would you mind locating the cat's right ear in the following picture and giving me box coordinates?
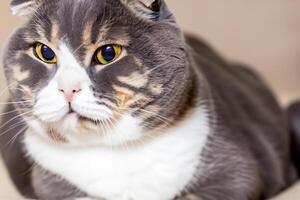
[10,0,38,16]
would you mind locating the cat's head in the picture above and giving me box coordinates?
[4,0,191,147]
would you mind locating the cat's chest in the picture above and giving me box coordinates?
[24,109,210,200]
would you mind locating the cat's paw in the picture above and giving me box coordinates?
[175,194,203,200]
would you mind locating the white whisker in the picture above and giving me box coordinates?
[4,126,27,149]
[0,81,17,99]
[0,110,33,131]
[0,100,33,105]
[0,120,26,138]
[0,109,19,117]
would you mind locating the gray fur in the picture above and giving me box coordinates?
[0,0,297,199]
[32,166,87,200]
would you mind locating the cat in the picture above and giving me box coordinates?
[289,102,300,176]
[0,0,298,199]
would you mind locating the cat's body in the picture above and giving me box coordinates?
[26,103,209,200]
[0,0,297,200]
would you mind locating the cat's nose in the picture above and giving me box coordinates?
[58,87,81,102]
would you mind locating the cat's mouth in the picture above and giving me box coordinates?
[65,108,93,123]
[33,96,114,125]
[65,105,110,125]
[68,105,75,114]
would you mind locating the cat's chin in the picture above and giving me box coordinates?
[27,112,100,142]
[61,112,80,131]
[26,111,145,147]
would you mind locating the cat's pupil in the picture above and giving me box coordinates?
[101,45,116,62]
[41,45,55,61]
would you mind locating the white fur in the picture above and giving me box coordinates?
[33,43,113,131]
[31,43,145,146]
[25,107,210,200]
[26,42,211,199]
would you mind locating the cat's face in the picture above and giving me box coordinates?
[4,0,190,147]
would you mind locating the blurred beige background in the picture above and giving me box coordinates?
[0,0,300,199]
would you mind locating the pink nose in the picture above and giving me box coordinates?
[59,87,81,102]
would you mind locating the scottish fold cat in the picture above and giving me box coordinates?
[0,0,297,199]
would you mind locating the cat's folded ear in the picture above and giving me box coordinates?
[136,0,161,12]
[10,0,39,16]
[122,0,173,21]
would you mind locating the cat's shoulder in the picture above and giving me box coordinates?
[184,33,268,93]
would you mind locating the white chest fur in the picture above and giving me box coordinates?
[24,108,210,200]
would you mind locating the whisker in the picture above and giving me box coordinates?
[0,100,33,105]
[21,162,37,176]
[102,119,113,151]
[125,60,177,83]
[93,92,120,103]
[120,107,172,126]
[96,120,105,137]
[4,126,27,149]
[0,121,26,138]
[0,81,18,99]
[128,59,186,85]
[73,42,87,54]
[32,7,52,28]
[0,109,19,117]
[137,132,159,145]
[138,108,171,122]
[107,118,127,149]
[0,110,33,131]
[110,116,130,151]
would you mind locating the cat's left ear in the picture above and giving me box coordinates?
[10,0,39,16]
[138,0,162,12]
[122,0,172,21]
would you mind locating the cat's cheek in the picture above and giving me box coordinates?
[25,118,48,139]
[33,81,69,123]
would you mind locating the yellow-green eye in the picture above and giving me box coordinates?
[96,44,122,65]
[33,43,57,64]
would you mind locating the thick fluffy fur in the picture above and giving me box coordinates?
[0,0,297,199]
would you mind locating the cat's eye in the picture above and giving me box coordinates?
[33,43,57,64]
[95,44,122,65]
